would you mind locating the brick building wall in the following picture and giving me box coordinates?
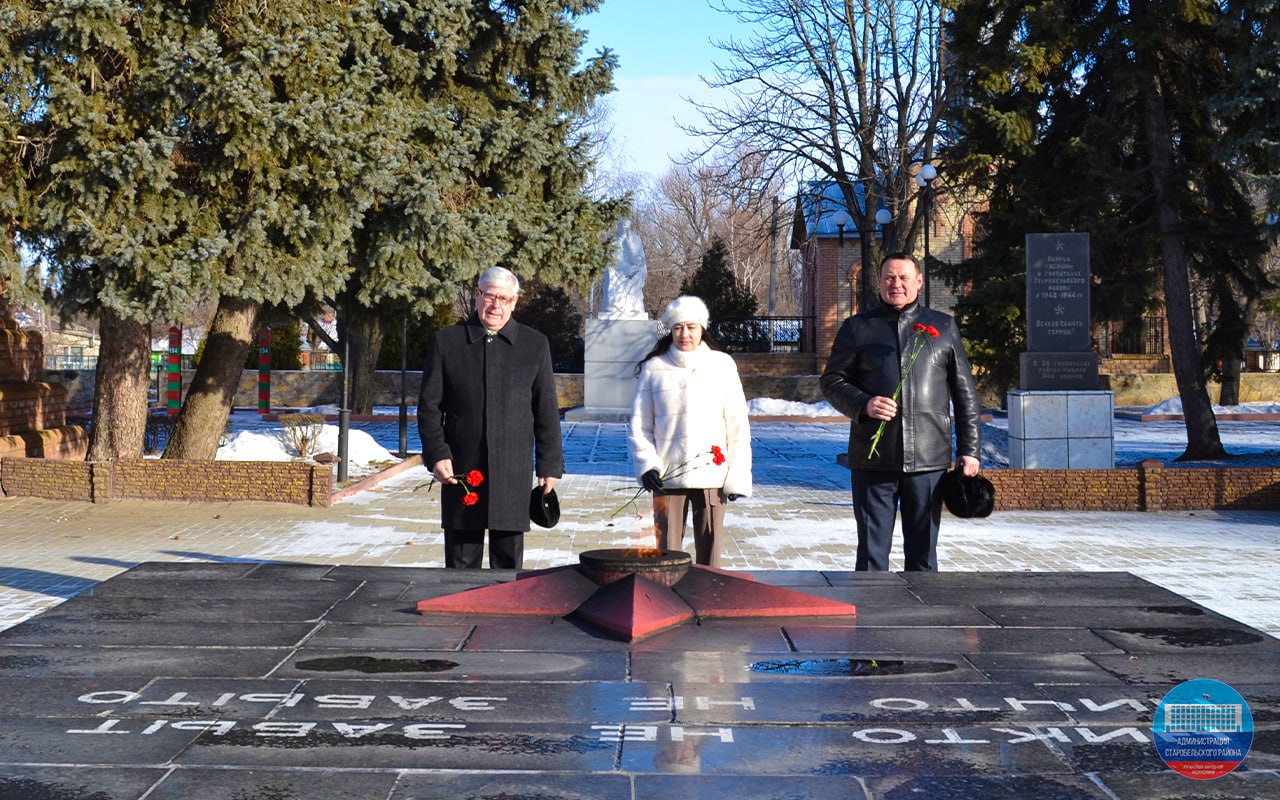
[0,328,42,382]
[0,382,69,436]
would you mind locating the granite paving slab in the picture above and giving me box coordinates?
[32,595,345,623]
[979,602,1249,629]
[0,676,156,716]
[304,620,473,650]
[668,681,1077,725]
[0,619,317,647]
[633,774,870,799]
[0,645,289,678]
[965,653,1130,684]
[390,773,634,800]
[274,647,630,682]
[782,624,1125,655]
[629,650,993,684]
[1097,770,1280,800]
[0,767,168,800]
[174,721,619,771]
[89,677,311,718]
[615,723,1072,776]
[266,679,674,723]
[142,768,400,800]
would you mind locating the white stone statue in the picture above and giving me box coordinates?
[599,218,649,320]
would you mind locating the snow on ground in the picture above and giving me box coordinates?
[215,412,399,477]
[747,397,842,417]
[1146,398,1280,415]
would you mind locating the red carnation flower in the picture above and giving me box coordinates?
[461,492,479,506]
[869,323,940,459]
[465,469,484,487]
[612,446,732,519]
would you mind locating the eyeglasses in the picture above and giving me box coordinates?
[477,290,517,307]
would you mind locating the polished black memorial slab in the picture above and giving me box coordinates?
[275,647,629,682]
[0,563,1276,800]
[264,679,675,723]
[390,773,634,800]
[0,766,169,800]
[0,619,316,647]
[634,774,871,800]
[141,768,400,800]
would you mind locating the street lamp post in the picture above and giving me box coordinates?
[832,209,853,314]
[916,163,937,307]
[863,208,894,310]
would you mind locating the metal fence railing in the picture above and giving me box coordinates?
[1093,316,1166,358]
[710,316,814,354]
[45,355,98,370]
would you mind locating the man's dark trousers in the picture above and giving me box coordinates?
[851,469,944,571]
[444,529,524,569]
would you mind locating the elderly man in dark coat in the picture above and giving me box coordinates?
[418,266,563,569]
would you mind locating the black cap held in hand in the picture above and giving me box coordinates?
[940,469,995,519]
[530,487,560,528]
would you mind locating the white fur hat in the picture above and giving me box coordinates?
[661,295,710,330]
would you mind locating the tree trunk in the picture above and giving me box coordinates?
[1219,356,1241,406]
[344,302,385,415]
[162,295,261,460]
[86,308,150,461]
[1218,297,1257,407]
[1137,64,1226,460]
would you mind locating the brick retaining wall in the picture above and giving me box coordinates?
[6,452,1276,511]
[1,457,333,507]
[985,463,1280,511]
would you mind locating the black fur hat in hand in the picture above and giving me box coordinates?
[529,487,560,528]
[939,469,995,518]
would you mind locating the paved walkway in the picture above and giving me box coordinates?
[3,421,1278,637]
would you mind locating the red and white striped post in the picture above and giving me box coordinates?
[257,327,272,415]
[166,326,182,415]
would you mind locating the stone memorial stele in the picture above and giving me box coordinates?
[566,218,660,421]
[1009,232,1114,468]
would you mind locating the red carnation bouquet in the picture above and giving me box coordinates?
[612,445,727,519]
[868,323,940,459]
[414,468,484,506]
[457,469,484,506]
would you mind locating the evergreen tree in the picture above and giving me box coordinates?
[515,281,585,372]
[941,0,1274,460]
[680,237,763,350]
[2,2,384,458]
[3,0,624,457]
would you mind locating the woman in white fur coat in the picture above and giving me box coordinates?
[628,295,752,566]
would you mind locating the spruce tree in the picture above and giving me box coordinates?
[337,0,624,413]
[680,237,762,350]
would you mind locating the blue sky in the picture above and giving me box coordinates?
[581,1,747,178]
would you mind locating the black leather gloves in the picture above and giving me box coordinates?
[641,469,664,492]
[725,493,742,502]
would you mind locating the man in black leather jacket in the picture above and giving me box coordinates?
[820,253,982,570]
